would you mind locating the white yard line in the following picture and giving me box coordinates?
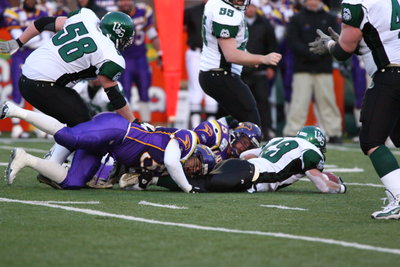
[0,145,48,154]
[1,197,399,256]
[139,200,188,209]
[298,178,384,188]
[42,201,100,204]
[324,168,364,173]
[260,204,307,211]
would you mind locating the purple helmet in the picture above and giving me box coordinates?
[184,145,217,177]
[230,122,263,157]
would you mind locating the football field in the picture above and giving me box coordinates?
[0,138,399,266]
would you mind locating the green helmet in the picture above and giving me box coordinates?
[99,11,134,50]
[296,126,326,153]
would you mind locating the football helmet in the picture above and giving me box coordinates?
[296,126,326,153]
[99,11,134,50]
[184,145,217,177]
[230,122,263,157]
[222,0,251,11]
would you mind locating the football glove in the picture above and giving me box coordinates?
[309,29,335,55]
[189,186,202,193]
[0,40,21,55]
[328,27,339,42]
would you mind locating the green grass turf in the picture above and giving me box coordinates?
[0,139,399,266]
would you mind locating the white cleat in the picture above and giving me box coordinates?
[5,148,28,185]
[11,125,30,139]
[371,190,400,220]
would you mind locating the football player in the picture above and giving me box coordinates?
[199,0,281,126]
[0,9,136,169]
[3,0,51,138]
[1,102,200,193]
[118,0,162,122]
[309,0,400,219]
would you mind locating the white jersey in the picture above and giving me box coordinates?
[200,0,248,75]
[341,0,400,75]
[247,137,325,192]
[22,8,125,88]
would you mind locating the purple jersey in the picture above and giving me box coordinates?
[194,120,231,162]
[55,113,198,188]
[121,3,153,58]
[112,126,197,175]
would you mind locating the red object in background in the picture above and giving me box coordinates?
[154,0,184,122]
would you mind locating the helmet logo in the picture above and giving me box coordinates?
[112,22,126,38]
[315,131,325,146]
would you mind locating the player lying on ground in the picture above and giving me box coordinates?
[1,101,202,193]
[86,117,263,188]
[121,126,346,194]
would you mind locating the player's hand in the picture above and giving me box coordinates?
[189,186,202,193]
[309,29,335,55]
[262,52,282,65]
[0,40,20,55]
[328,27,339,42]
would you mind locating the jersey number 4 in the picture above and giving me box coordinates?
[52,22,98,63]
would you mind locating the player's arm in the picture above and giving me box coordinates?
[0,16,67,55]
[218,38,281,66]
[164,139,194,193]
[97,75,135,122]
[240,147,261,160]
[305,169,346,194]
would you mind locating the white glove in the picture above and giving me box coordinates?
[0,40,21,55]
[309,29,336,55]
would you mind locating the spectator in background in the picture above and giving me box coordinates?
[184,0,218,128]
[42,0,70,17]
[242,0,277,141]
[77,0,107,19]
[199,0,281,127]
[118,0,162,123]
[3,0,51,138]
[283,0,342,143]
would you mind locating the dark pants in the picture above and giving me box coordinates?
[19,75,91,127]
[199,70,261,125]
[359,68,400,154]
[242,72,272,139]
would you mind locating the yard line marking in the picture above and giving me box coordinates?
[0,145,48,154]
[298,178,384,188]
[324,168,364,173]
[344,182,384,188]
[139,200,188,209]
[260,204,307,211]
[0,162,7,166]
[42,201,100,204]
[1,197,400,256]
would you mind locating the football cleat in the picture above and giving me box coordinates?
[119,173,141,189]
[120,171,153,190]
[11,125,30,139]
[371,190,400,220]
[37,174,63,189]
[0,101,10,119]
[5,148,27,185]
[86,177,113,189]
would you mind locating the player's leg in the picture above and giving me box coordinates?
[6,148,67,185]
[1,101,64,134]
[283,73,313,136]
[134,56,152,122]
[199,71,261,125]
[54,112,129,153]
[359,70,400,219]
[18,76,91,127]
[207,159,257,192]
